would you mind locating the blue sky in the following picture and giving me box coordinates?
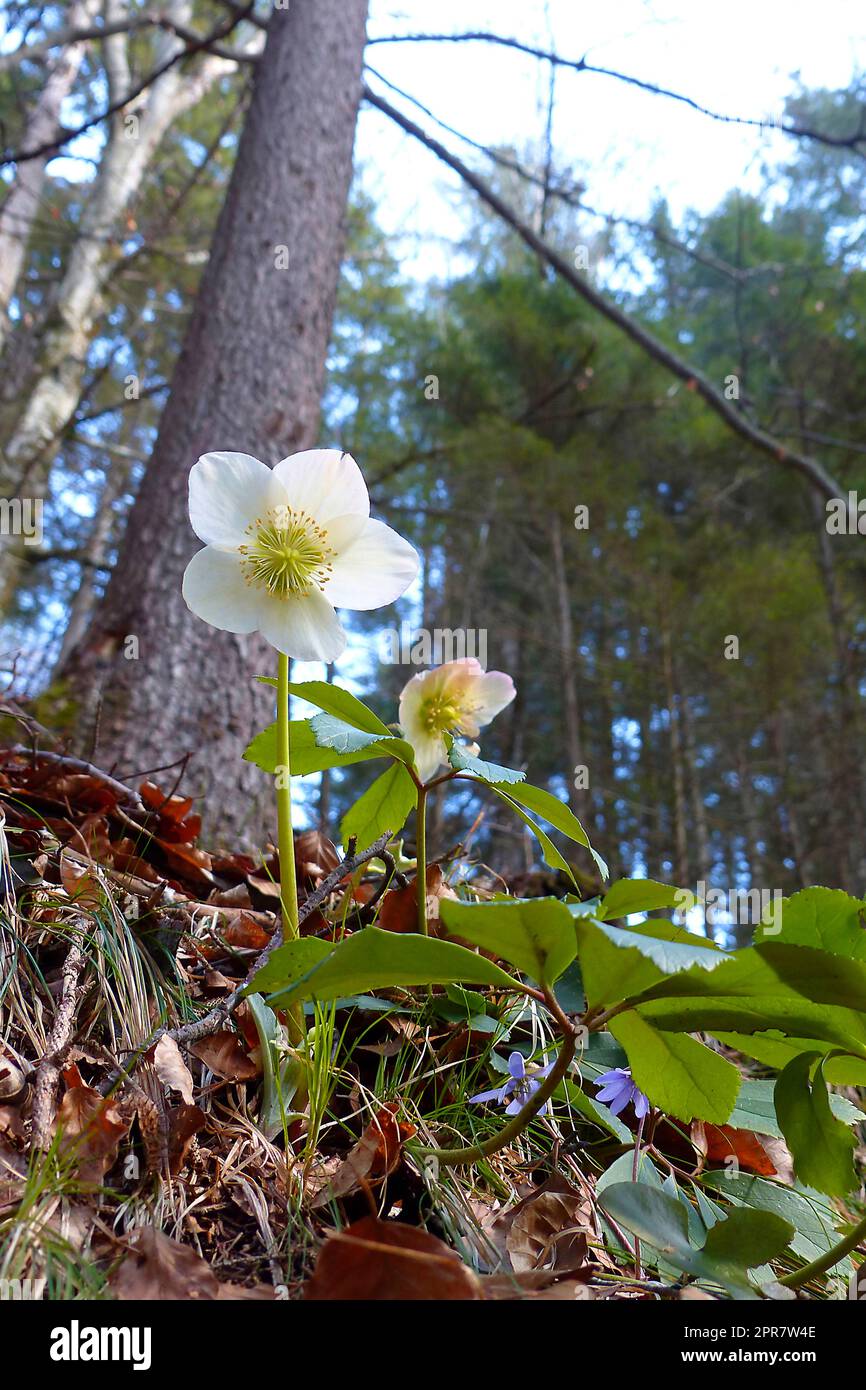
[360,0,865,276]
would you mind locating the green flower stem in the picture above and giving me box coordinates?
[416,782,429,936]
[778,1208,866,1290]
[275,652,304,1049]
[419,989,576,1167]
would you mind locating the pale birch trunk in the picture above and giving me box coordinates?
[0,0,101,352]
[0,2,260,609]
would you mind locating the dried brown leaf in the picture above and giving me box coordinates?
[305,1217,483,1300]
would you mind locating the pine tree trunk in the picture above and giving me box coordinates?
[550,512,584,811]
[680,687,711,882]
[660,610,690,887]
[61,0,369,844]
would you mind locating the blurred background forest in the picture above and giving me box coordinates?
[1,1,864,905]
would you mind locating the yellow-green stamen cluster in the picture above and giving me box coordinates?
[421,693,463,733]
[239,506,333,599]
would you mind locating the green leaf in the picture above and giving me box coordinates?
[757,887,866,960]
[622,939,866,1017]
[574,916,725,1012]
[487,786,578,888]
[598,1184,793,1297]
[245,937,332,995]
[258,677,393,736]
[244,719,401,777]
[503,781,609,880]
[310,712,416,766]
[439,895,576,985]
[576,917,666,1011]
[774,1053,858,1196]
[446,742,525,784]
[599,878,692,920]
[755,941,866,1012]
[716,1032,866,1086]
[700,1207,796,1270]
[254,927,517,1009]
[703,1171,853,1271]
[640,995,866,1056]
[340,762,418,850]
[610,1012,740,1124]
[587,918,727,976]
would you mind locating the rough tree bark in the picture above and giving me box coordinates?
[61,0,369,844]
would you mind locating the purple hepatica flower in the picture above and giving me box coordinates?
[470,1051,555,1117]
[595,1067,650,1119]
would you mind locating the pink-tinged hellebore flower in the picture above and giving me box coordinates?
[182,450,419,661]
[398,656,516,783]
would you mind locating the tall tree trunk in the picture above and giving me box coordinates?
[771,709,811,888]
[680,687,711,883]
[736,738,760,886]
[0,0,100,352]
[549,511,585,812]
[660,609,690,887]
[807,486,864,889]
[61,0,369,843]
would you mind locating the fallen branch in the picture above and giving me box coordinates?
[30,925,88,1148]
[7,745,144,812]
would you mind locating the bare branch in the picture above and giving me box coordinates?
[0,4,258,167]
[365,65,751,285]
[367,32,866,153]
[363,81,846,501]
[0,6,260,75]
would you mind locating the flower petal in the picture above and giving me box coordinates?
[324,518,419,610]
[604,1090,630,1116]
[504,1097,525,1116]
[182,547,261,633]
[257,586,347,662]
[633,1089,650,1119]
[508,1052,526,1080]
[188,452,287,550]
[595,1082,628,1108]
[457,670,516,737]
[469,1086,505,1105]
[410,730,448,782]
[273,449,370,525]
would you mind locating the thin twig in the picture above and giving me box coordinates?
[99,830,399,1092]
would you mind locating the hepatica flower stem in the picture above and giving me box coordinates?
[779,1207,866,1290]
[421,988,577,1167]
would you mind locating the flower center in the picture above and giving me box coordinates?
[238,506,334,599]
[420,693,463,734]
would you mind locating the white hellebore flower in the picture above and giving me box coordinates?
[398,657,516,783]
[182,449,419,662]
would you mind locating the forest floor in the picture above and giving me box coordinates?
[0,726,862,1302]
